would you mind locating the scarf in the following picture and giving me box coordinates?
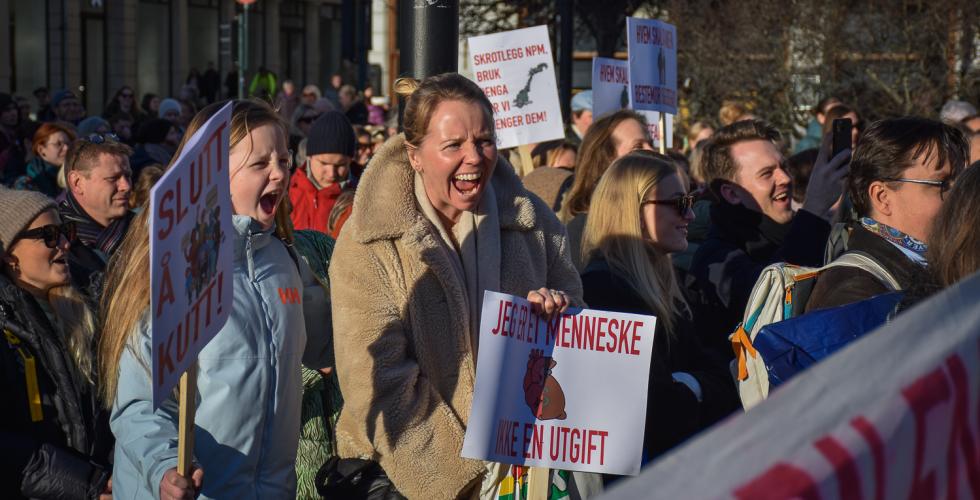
[709,201,793,260]
[414,174,501,353]
[860,217,927,264]
[59,190,133,261]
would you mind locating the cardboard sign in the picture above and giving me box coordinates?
[591,57,673,149]
[626,18,677,115]
[150,103,234,409]
[602,271,980,499]
[468,26,565,149]
[462,291,657,476]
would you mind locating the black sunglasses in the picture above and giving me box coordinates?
[641,194,696,215]
[15,222,77,249]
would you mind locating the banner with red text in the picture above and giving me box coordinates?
[591,56,673,148]
[468,26,565,149]
[627,18,677,115]
[149,102,234,409]
[462,291,657,475]
[602,271,980,499]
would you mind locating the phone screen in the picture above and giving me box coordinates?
[832,119,852,157]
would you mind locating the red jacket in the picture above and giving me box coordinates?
[289,165,343,233]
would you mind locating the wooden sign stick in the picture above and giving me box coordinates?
[177,363,198,476]
[518,144,535,178]
[527,466,550,500]
[658,113,668,155]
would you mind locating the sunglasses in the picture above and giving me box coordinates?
[641,194,696,215]
[66,133,123,174]
[15,222,77,249]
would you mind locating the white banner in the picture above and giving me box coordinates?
[626,18,678,116]
[462,291,657,476]
[150,103,234,409]
[591,57,673,149]
[602,271,980,499]
[468,26,565,149]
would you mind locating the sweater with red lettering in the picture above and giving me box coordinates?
[289,164,343,233]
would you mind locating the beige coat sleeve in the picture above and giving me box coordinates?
[330,241,485,499]
[545,214,586,308]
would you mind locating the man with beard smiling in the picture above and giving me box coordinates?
[689,119,850,360]
[59,135,134,302]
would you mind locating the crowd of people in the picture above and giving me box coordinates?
[1,63,979,499]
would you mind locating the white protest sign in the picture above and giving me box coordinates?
[468,25,565,149]
[602,271,980,499]
[462,291,657,476]
[150,103,234,409]
[592,57,673,149]
[627,18,677,116]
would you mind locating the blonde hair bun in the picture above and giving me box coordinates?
[393,78,421,100]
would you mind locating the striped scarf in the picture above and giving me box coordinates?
[58,191,133,261]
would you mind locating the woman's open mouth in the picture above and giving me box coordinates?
[452,172,482,195]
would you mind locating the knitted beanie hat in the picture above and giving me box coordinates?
[0,187,58,253]
[306,111,356,158]
[158,98,182,119]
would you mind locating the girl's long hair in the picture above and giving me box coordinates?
[98,99,289,406]
[580,151,688,335]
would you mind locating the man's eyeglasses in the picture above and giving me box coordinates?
[881,177,954,200]
[15,222,77,249]
[67,133,123,174]
[641,194,696,215]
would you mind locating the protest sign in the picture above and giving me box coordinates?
[626,18,677,116]
[150,102,234,409]
[462,291,657,476]
[601,271,980,499]
[591,57,673,149]
[468,26,565,150]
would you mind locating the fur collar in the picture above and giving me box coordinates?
[348,133,538,244]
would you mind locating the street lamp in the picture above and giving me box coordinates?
[236,0,257,99]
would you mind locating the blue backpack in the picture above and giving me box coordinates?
[753,292,904,389]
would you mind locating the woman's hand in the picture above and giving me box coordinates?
[527,288,571,321]
[98,477,112,500]
[160,467,203,500]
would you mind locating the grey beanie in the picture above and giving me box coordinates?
[0,187,58,253]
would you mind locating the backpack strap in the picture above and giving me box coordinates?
[824,251,900,291]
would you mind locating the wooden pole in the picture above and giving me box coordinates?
[658,113,668,155]
[517,144,534,178]
[177,363,198,476]
[527,467,550,500]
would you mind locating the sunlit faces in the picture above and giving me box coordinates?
[612,119,654,159]
[229,123,290,230]
[308,153,351,188]
[407,99,497,226]
[39,131,72,166]
[70,153,133,227]
[553,148,576,169]
[728,139,794,224]
[1,210,71,298]
[573,110,594,136]
[875,154,953,243]
[641,174,695,254]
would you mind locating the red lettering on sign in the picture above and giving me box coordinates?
[734,463,819,500]
[901,367,951,500]
[278,287,301,305]
[814,436,862,500]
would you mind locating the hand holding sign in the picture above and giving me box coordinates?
[526,287,571,320]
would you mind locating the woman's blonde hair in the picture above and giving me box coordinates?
[581,151,688,334]
[99,99,290,406]
[559,110,649,222]
[393,74,494,148]
[49,285,98,384]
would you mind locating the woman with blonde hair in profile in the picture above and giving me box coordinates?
[580,151,739,462]
[329,73,600,499]
[99,99,331,499]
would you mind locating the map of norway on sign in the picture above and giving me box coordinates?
[462,291,657,476]
[627,18,677,115]
[592,56,673,148]
[150,102,234,409]
[468,25,564,149]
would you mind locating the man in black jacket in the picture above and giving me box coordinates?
[806,117,969,311]
[689,120,850,359]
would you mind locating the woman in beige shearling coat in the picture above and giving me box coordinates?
[329,74,584,499]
